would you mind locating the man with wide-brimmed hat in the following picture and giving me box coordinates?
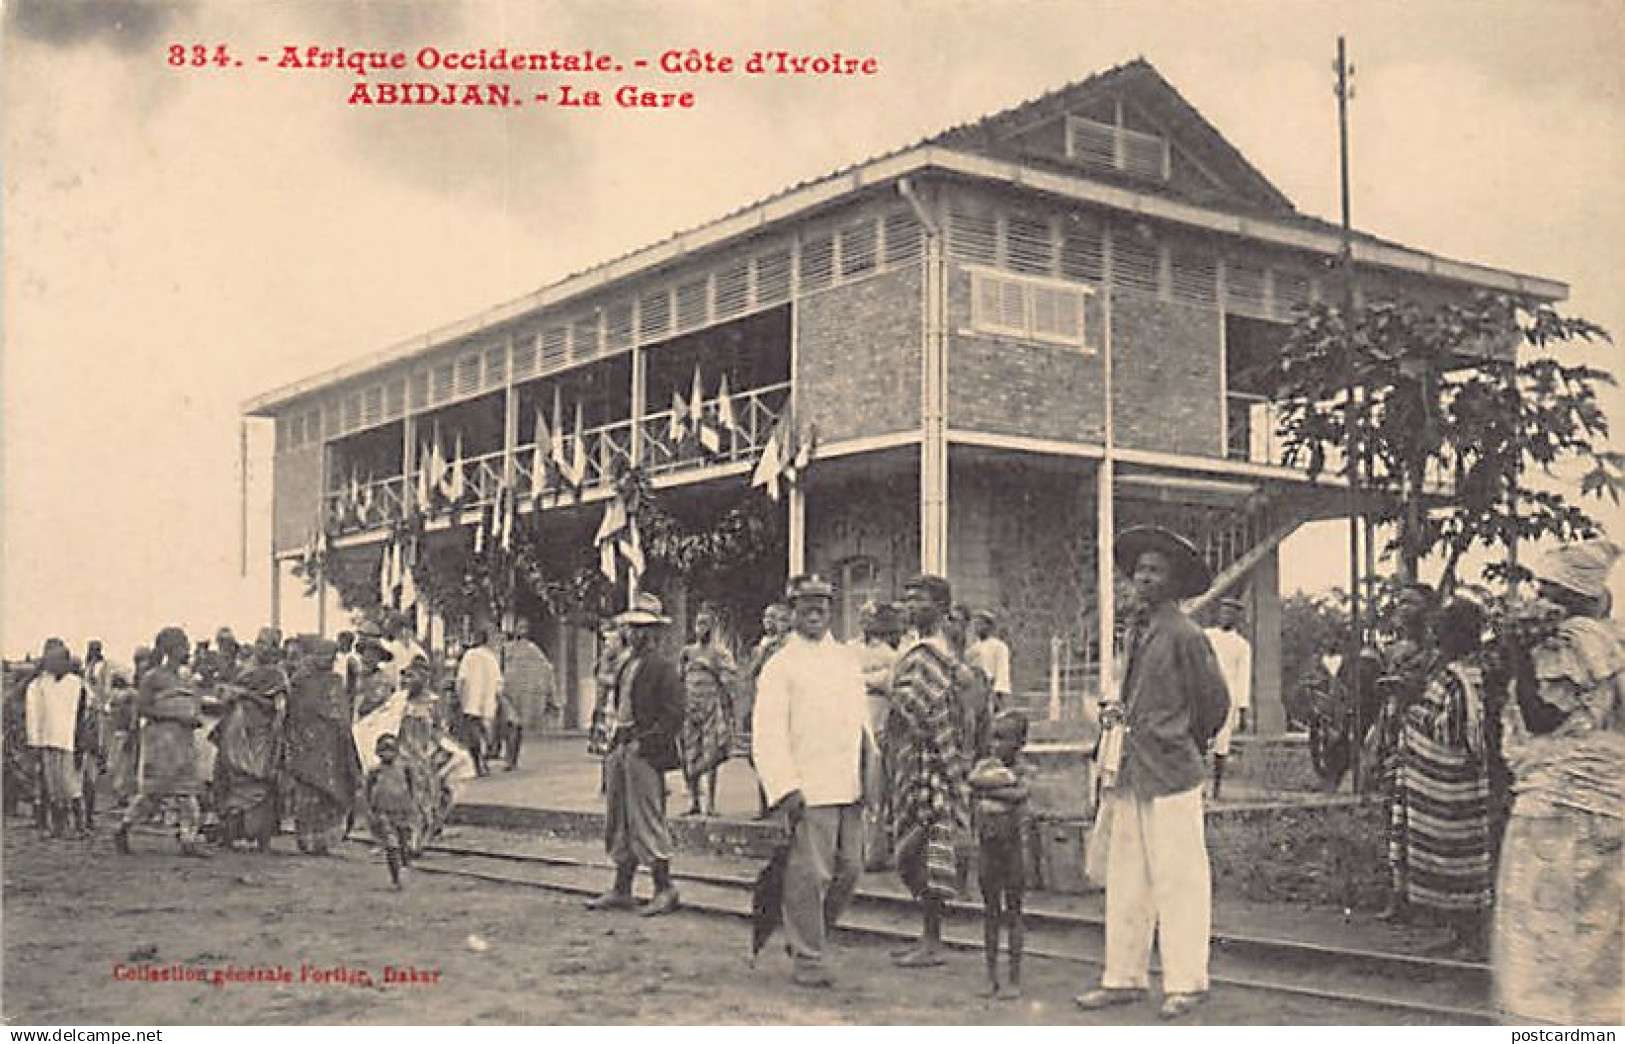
[1203,596,1252,800]
[1076,526,1230,1020]
[587,592,685,916]
[754,574,874,987]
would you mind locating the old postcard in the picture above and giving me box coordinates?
[4,0,1623,1029]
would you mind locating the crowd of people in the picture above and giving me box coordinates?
[0,613,557,887]
[5,532,1619,1023]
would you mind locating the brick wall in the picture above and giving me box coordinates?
[949,456,1094,696]
[1109,290,1224,456]
[946,266,1106,442]
[273,445,323,555]
[806,466,920,618]
[796,264,922,444]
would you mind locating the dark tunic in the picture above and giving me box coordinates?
[1117,603,1230,800]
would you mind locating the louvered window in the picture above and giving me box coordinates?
[1060,219,1105,284]
[1113,237,1161,296]
[883,210,923,266]
[948,207,997,264]
[1170,247,1218,306]
[1227,261,1268,316]
[1006,215,1054,276]
[512,334,538,378]
[432,362,454,403]
[1065,117,1117,169]
[838,219,877,278]
[715,260,750,318]
[639,288,671,340]
[385,379,406,419]
[571,314,600,361]
[484,343,507,385]
[410,371,430,409]
[362,385,383,427]
[969,268,1091,349]
[799,232,834,291]
[342,394,361,433]
[1066,115,1169,182]
[455,352,481,396]
[676,277,709,329]
[755,249,791,304]
[541,327,568,371]
[606,300,634,350]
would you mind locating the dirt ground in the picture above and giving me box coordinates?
[2,823,1449,1026]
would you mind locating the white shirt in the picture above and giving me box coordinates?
[25,672,86,751]
[967,636,1012,696]
[455,645,504,720]
[753,632,873,808]
[1204,627,1252,711]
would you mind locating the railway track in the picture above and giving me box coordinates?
[350,834,1494,1024]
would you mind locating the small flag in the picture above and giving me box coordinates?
[379,540,393,604]
[688,366,707,430]
[668,388,689,443]
[358,473,375,522]
[531,409,550,498]
[498,481,514,552]
[549,386,569,478]
[429,426,447,503]
[716,373,737,433]
[594,494,645,582]
[751,419,785,501]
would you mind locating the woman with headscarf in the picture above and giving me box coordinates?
[282,637,363,855]
[1391,599,1494,957]
[115,627,208,857]
[211,628,288,851]
[1494,538,1624,1025]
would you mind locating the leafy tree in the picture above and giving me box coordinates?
[1261,293,1621,589]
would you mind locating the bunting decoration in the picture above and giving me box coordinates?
[530,409,550,501]
[668,386,689,442]
[559,401,588,492]
[357,473,376,524]
[594,491,644,583]
[751,412,815,501]
[428,426,447,503]
[548,386,568,479]
[445,433,467,504]
[715,373,737,436]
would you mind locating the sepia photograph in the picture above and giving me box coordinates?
[3,0,1623,1029]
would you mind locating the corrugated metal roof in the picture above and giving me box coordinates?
[244,58,1564,416]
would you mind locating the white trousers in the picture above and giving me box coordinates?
[1100,785,1212,994]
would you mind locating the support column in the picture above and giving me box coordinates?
[1095,288,1117,706]
[918,199,949,575]
[788,485,806,575]
[270,554,283,632]
[1253,545,1285,735]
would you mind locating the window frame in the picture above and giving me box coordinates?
[965,265,1095,352]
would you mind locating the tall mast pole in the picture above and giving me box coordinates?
[1335,36,1366,789]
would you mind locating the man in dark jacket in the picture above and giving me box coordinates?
[1075,526,1230,1021]
[587,592,685,916]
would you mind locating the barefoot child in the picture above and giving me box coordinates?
[366,734,422,889]
[968,709,1032,999]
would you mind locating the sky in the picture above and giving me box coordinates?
[4,0,1623,663]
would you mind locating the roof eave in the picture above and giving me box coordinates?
[243,145,1567,417]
